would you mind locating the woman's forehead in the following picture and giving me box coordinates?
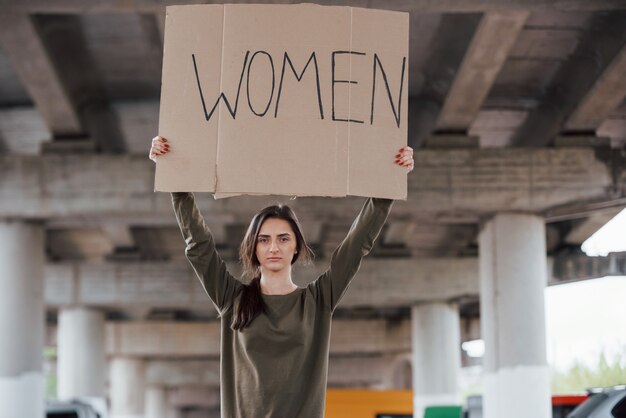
[258,218,293,235]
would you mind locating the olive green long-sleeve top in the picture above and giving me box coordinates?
[171,192,393,418]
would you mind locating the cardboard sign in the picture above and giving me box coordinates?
[156,4,408,199]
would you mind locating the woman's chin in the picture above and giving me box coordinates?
[262,264,288,273]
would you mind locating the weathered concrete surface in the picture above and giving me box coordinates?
[565,207,625,244]
[4,0,625,14]
[566,44,626,131]
[145,354,398,389]
[57,308,106,399]
[411,303,461,417]
[145,386,168,418]
[146,361,220,388]
[511,14,626,147]
[0,109,51,155]
[552,251,626,283]
[479,214,550,418]
[44,253,626,311]
[1,148,621,219]
[0,221,45,418]
[0,13,81,135]
[437,11,528,131]
[46,258,479,311]
[110,357,145,418]
[167,386,219,409]
[105,319,411,358]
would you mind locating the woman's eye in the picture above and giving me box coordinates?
[280,237,290,242]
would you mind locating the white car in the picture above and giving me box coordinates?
[567,386,626,418]
[46,399,106,418]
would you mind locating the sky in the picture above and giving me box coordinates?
[545,275,626,371]
[546,208,626,370]
[462,208,626,371]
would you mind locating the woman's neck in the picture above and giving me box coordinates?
[259,268,297,294]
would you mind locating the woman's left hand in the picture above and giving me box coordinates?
[394,146,414,173]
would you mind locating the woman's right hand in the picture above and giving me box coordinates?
[149,135,169,163]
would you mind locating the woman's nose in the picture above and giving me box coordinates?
[269,241,279,252]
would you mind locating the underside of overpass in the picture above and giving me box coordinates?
[1,1,625,418]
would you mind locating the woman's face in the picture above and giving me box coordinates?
[255,218,298,274]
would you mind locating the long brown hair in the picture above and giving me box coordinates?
[230,204,314,331]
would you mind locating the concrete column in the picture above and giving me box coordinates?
[168,408,183,418]
[411,302,461,418]
[382,353,412,390]
[111,357,146,418]
[145,386,168,418]
[0,221,45,418]
[479,213,551,418]
[58,307,106,399]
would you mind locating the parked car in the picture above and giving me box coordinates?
[46,398,106,418]
[554,395,591,418]
[567,386,626,418]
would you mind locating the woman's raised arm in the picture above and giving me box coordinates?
[309,146,412,313]
[171,192,242,315]
[311,197,393,313]
[150,136,242,314]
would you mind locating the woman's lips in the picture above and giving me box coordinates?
[267,257,281,261]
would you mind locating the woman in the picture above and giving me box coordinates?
[149,136,414,418]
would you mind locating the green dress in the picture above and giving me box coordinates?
[172,192,393,418]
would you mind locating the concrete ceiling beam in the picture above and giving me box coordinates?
[409,14,481,147]
[512,14,626,147]
[3,0,626,14]
[139,13,163,56]
[105,318,410,358]
[551,250,626,284]
[1,147,622,219]
[153,12,165,46]
[32,14,126,153]
[101,222,135,248]
[45,258,479,312]
[437,11,529,131]
[44,252,626,311]
[145,355,395,391]
[147,361,220,389]
[0,12,81,135]
[47,228,114,262]
[564,206,624,245]
[566,44,626,132]
[166,385,219,408]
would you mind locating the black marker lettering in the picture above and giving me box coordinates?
[331,50,365,124]
[274,52,324,120]
[370,53,406,128]
[192,51,250,121]
[246,51,275,117]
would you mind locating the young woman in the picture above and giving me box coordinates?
[149,136,413,418]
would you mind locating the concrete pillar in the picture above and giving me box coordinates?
[58,307,106,399]
[111,357,146,418]
[382,353,412,390]
[0,221,45,418]
[145,386,168,418]
[411,302,461,418]
[168,408,183,418]
[479,213,551,418]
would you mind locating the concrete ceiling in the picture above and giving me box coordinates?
[1,0,626,323]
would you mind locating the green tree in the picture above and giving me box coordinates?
[551,346,626,393]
